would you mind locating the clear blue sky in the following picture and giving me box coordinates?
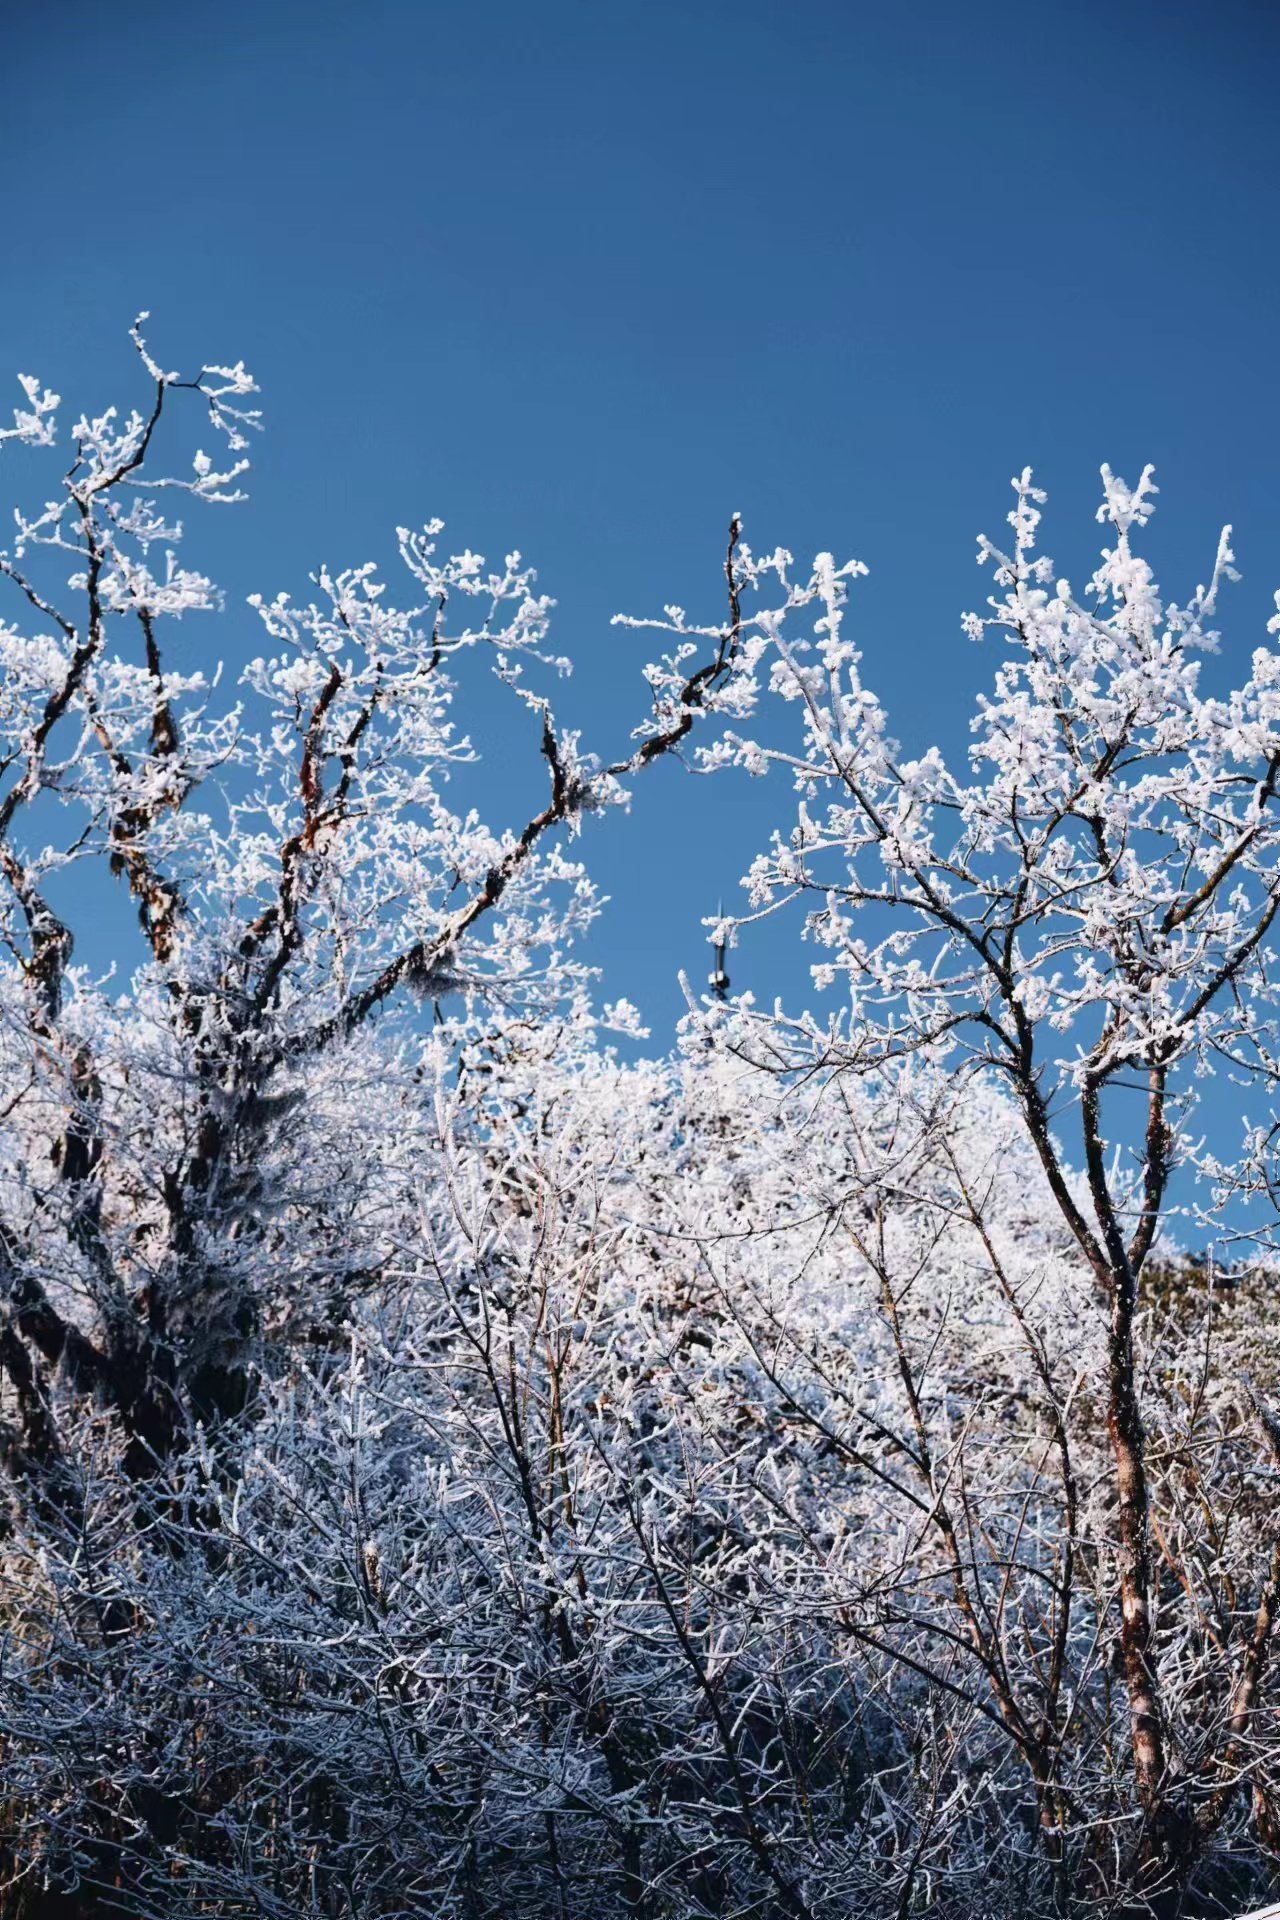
[3,0,1279,1036]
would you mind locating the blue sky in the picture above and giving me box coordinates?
[3,0,1279,1038]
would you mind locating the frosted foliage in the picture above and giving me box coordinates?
[1,332,1279,1920]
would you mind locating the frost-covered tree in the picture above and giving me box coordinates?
[2,328,1280,1920]
[631,466,1280,1912]
[0,319,746,1485]
[0,326,748,1917]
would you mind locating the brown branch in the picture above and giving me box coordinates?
[302,523,749,1053]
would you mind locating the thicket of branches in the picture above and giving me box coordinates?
[1,329,1280,1919]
